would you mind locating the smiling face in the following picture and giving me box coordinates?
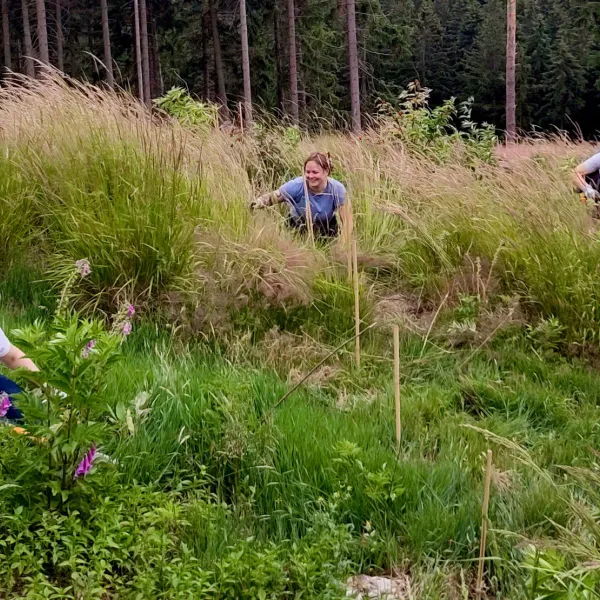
[304,160,329,193]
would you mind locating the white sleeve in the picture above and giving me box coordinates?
[581,152,600,175]
[0,327,11,358]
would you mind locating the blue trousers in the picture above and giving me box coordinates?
[0,374,24,422]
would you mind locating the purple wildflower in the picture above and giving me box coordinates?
[74,444,97,479]
[81,339,96,359]
[0,393,12,418]
[126,304,135,318]
[122,321,132,336]
[75,259,91,278]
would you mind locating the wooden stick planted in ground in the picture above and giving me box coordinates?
[476,449,494,599]
[352,239,360,368]
[393,324,401,445]
[346,196,353,282]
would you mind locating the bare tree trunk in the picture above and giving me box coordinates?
[100,0,113,87]
[36,0,49,67]
[346,0,360,133]
[505,0,517,142]
[202,5,211,101]
[239,0,252,125]
[2,0,11,74]
[56,0,63,71]
[273,4,284,111]
[139,0,150,103]
[209,0,227,113]
[133,0,143,102]
[21,0,34,77]
[286,0,298,124]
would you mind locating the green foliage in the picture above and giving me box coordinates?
[523,545,600,599]
[153,87,219,128]
[378,82,497,164]
[7,315,125,505]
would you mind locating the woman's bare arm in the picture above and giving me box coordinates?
[0,345,39,372]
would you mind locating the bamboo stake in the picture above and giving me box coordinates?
[352,239,360,367]
[393,324,401,445]
[302,174,314,246]
[346,195,353,282]
[476,449,494,599]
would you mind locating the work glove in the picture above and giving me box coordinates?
[250,194,271,210]
[584,186,599,201]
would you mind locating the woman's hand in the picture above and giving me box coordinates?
[250,194,271,210]
[250,190,282,210]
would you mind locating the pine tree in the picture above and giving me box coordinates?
[346,0,361,132]
[133,0,144,101]
[36,0,49,67]
[412,0,444,89]
[463,0,506,124]
[240,0,253,125]
[506,0,517,140]
[21,0,34,77]
[139,0,151,103]
[2,0,11,73]
[100,0,114,87]
[541,26,586,129]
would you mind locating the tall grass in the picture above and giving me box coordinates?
[1,75,598,346]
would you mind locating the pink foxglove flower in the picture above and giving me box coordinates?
[126,304,135,318]
[81,339,96,359]
[0,393,12,417]
[75,259,91,278]
[122,321,132,336]
[74,444,97,479]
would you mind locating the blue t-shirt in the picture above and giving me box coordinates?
[279,177,346,222]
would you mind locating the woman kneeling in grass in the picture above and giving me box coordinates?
[251,152,350,239]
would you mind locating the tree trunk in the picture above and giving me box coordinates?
[139,0,150,103]
[36,0,49,67]
[100,0,113,87]
[273,4,284,111]
[21,0,34,77]
[209,0,227,113]
[56,0,63,71]
[133,0,143,102]
[346,0,361,133]
[286,0,298,124]
[2,0,11,73]
[505,0,517,141]
[202,5,211,101]
[239,0,252,125]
